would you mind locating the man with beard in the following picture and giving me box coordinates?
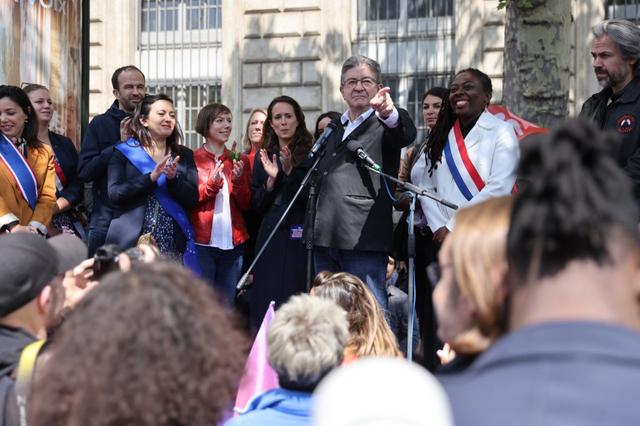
[580,20,640,207]
[78,66,146,254]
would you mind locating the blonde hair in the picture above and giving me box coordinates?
[447,195,512,354]
[312,272,402,358]
[242,108,267,152]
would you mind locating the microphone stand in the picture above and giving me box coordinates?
[236,150,327,292]
[362,163,458,360]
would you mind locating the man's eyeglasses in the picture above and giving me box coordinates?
[342,78,378,89]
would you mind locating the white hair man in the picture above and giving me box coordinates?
[225,294,349,426]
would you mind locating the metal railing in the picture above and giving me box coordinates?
[138,0,222,150]
[606,0,640,22]
[353,0,455,142]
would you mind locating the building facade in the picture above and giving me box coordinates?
[88,0,632,148]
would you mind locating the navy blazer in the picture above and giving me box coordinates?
[78,101,129,232]
[49,131,83,206]
[106,144,198,250]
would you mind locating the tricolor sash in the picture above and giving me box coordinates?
[443,120,485,201]
[115,139,201,275]
[0,134,38,209]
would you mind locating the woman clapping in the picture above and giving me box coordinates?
[106,94,199,271]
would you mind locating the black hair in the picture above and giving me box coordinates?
[425,69,492,174]
[126,93,183,155]
[507,118,640,286]
[261,95,313,167]
[314,111,341,139]
[111,65,145,90]
[0,85,41,148]
[420,86,448,105]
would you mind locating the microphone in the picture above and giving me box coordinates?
[308,122,338,159]
[346,140,382,171]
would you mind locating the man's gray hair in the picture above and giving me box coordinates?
[340,55,382,85]
[593,19,640,78]
[267,294,349,390]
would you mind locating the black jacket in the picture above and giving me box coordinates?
[313,108,416,252]
[579,78,640,204]
[50,131,83,206]
[78,101,128,230]
[106,144,198,251]
[0,326,36,379]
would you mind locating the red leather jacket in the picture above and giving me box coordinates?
[191,146,251,246]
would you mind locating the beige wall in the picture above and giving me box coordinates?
[454,0,604,114]
[88,0,606,134]
[224,0,352,142]
[88,0,137,118]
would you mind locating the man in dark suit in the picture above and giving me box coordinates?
[78,65,146,255]
[312,55,417,310]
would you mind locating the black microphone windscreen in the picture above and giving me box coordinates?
[346,139,362,153]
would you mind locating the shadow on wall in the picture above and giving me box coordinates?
[235,11,349,135]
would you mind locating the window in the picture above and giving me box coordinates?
[141,0,222,33]
[408,0,454,18]
[405,73,453,141]
[141,0,179,32]
[357,0,453,21]
[147,83,221,149]
[186,0,222,30]
[606,1,640,23]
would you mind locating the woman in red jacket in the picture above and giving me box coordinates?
[191,103,251,306]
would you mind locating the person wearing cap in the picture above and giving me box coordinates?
[0,232,87,378]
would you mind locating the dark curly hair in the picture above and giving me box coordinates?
[28,262,248,426]
[425,69,492,174]
[126,93,183,156]
[261,95,313,167]
[0,85,41,148]
[507,118,640,286]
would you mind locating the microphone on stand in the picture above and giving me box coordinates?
[308,122,338,159]
[346,140,382,171]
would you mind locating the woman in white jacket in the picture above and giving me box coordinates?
[413,68,519,244]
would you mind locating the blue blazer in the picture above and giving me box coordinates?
[106,144,198,250]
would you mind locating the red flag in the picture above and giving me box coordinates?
[488,104,547,141]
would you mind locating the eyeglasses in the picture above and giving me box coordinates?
[342,78,378,89]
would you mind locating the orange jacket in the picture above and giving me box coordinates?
[0,143,56,231]
[190,146,251,246]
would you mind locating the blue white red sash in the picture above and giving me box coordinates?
[0,134,38,209]
[443,120,485,201]
[115,139,201,275]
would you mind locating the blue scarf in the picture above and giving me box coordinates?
[0,134,38,209]
[115,139,201,275]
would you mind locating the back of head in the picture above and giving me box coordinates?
[313,357,454,426]
[447,196,512,352]
[507,118,640,286]
[267,294,348,391]
[312,272,401,358]
[28,262,247,426]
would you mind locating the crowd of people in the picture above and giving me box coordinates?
[1,16,640,426]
